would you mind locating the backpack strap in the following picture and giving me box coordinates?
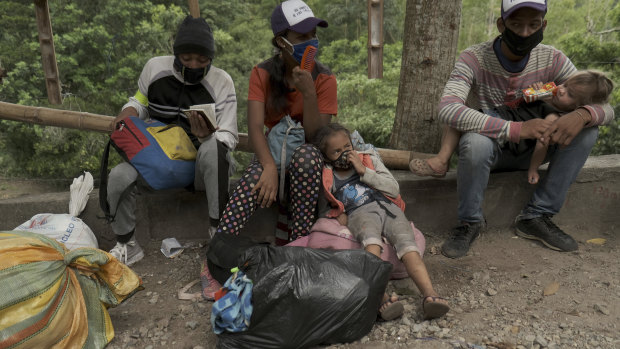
[278,116,294,202]
[99,140,113,221]
[98,139,135,222]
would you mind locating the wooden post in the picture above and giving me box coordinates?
[0,101,425,170]
[34,0,62,105]
[0,101,115,133]
[188,0,200,18]
[367,0,384,79]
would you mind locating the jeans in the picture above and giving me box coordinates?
[456,127,599,223]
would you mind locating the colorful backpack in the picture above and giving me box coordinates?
[99,116,197,220]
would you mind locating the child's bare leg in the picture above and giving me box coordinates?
[366,244,404,320]
[528,141,547,184]
[401,251,441,299]
[528,114,558,184]
[365,244,381,257]
[402,251,449,319]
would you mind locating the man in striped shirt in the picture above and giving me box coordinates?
[438,0,615,258]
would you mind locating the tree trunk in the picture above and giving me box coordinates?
[389,0,462,152]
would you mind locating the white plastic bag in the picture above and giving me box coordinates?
[15,213,98,249]
[13,172,98,250]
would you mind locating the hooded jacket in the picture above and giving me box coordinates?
[320,151,405,218]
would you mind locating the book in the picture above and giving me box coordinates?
[181,103,217,132]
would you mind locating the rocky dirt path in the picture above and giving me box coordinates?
[104,225,618,349]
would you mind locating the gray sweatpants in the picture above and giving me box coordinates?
[107,136,231,235]
[347,200,420,259]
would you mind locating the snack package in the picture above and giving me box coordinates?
[522,82,558,103]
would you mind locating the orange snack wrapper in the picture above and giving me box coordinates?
[522,82,558,103]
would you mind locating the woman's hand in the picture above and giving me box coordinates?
[188,111,216,139]
[291,66,316,97]
[348,150,366,175]
[252,163,279,208]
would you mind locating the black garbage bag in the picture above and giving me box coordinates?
[207,232,266,285]
[215,245,392,349]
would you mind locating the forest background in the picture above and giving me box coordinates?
[0,0,618,179]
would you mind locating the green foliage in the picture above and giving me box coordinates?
[0,0,618,180]
[0,0,185,178]
[321,39,402,147]
[549,0,620,155]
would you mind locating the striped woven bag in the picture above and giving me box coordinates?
[0,231,143,349]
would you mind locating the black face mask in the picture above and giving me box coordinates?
[174,56,211,84]
[331,150,352,170]
[501,24,544,57]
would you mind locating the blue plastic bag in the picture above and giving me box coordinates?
[211,268,253,334]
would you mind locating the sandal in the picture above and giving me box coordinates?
[378,294,404,321]
[422,296,450,320]
[178,279,202,301]
[409,158,447,178]
[200,259,222,301]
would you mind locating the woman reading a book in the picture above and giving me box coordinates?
[201,0,337,299]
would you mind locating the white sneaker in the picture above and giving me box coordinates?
[109,235,144,266]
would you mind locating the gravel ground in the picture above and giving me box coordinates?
[104,224,619,349]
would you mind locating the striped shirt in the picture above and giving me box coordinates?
[438,39,615,144]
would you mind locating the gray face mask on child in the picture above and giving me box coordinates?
[332,150,352,170]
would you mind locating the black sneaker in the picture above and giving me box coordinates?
[441,222,485,258]
[515,215,578,252]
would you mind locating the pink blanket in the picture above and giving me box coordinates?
[286,218,426,279]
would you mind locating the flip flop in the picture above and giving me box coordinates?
[378,297,404,321]
[200,259,222,301]
[409,158,447,178]
[422,296,450,320]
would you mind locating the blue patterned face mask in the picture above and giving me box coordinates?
[281,37,319,64]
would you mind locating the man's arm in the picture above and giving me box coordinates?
[437,50,512,143]
[541,104,614,147]
[115,60,154,126]
[209,68,238,150]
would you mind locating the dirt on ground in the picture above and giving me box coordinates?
[100,225,618,349]
[1,180,618,349]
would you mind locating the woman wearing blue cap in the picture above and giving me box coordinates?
[202,0,337,299]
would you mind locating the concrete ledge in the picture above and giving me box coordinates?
[2,155,618,249]
[400,154,620,232]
